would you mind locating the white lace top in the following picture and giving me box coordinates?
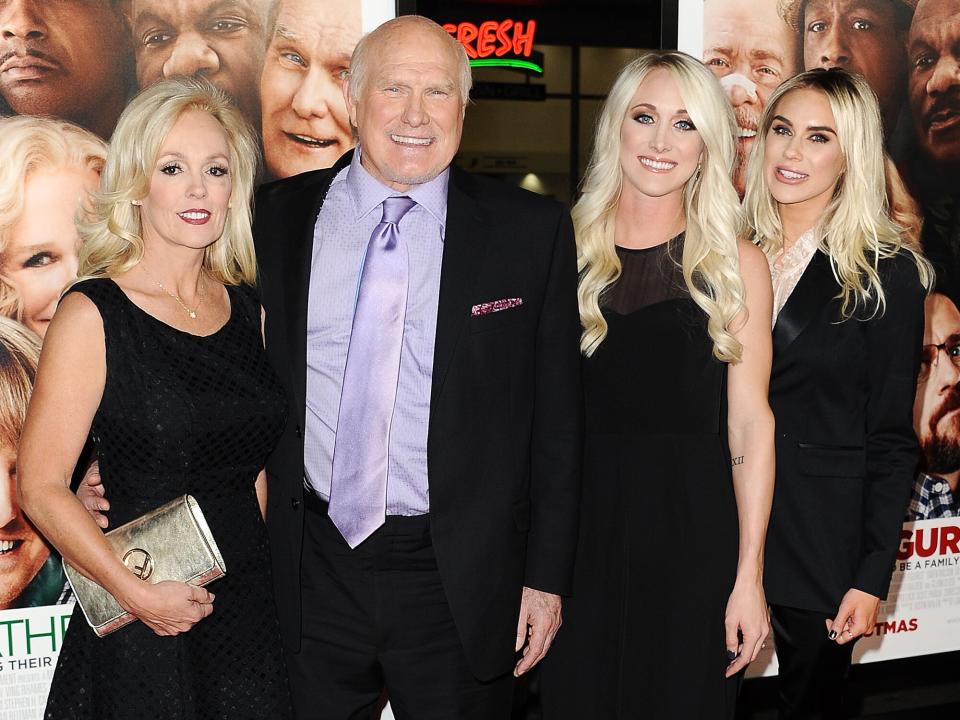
[768,228,820,328]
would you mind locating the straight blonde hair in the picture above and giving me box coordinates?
[577,51,745,361]
[77,77,260,287]
[743,69,932,316]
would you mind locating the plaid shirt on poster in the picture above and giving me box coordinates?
[907,473,960,520]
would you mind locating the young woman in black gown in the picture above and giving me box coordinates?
[744,69,931,719]
[539,51,775,719]
[18,77,292,719]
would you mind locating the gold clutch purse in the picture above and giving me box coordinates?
[63,494,227,637]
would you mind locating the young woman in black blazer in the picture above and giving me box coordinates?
[743,69,932,719]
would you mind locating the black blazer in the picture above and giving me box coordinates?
[764,249,925,615]
[252,151,583,681]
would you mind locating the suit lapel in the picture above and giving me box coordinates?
[282,151,353,418]
[773,249,838,354]
[430,167,489,405]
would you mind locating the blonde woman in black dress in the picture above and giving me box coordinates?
[540,51,775,718]
[18,77,291,719]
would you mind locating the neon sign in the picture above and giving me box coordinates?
[443,20,541,73]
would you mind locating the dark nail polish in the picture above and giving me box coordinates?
[726,649,738,661]
[828,630,838,640]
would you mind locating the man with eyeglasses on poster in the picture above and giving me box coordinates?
[909,290,960,519]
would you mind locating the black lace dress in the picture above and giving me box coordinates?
[540,236,741,719]
[43,278,292,720]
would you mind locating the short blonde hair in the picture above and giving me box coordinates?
[0,117,106,324]
[78,76,260,286]
[744,69,932,317]
[0,316,40,450]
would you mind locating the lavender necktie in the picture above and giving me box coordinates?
[328,195,416,548]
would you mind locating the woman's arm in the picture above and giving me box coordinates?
[724,239,776,677]
[832,253,926,644]
[18,292,213,636]
[256,305,269,521]
[255,469,268,520]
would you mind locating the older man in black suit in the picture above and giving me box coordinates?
[254,15,581,719]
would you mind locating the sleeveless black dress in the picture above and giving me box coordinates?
[540,237,740,719]
[44,278,292,720]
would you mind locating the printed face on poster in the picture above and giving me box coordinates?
[680,0,960,213]
[0,0,394,614]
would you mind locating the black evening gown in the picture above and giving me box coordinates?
[44,278,292,720]
[540,237,740,719]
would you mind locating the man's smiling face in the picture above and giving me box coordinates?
[346,23,466,192]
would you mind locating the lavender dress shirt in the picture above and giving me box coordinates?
[303,149,447,515]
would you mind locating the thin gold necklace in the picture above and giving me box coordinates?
[140,264,205,320]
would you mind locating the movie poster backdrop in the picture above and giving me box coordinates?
[680,0,960,675]
[4,0,959,711]
[0,2,393,717]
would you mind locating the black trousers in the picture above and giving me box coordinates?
[285,493,514,720]
[770,604,858,720]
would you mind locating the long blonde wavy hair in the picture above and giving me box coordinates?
[743,69,932,317]
[577,51,745,361]
[76,76,260,286]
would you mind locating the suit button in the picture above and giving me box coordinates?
[291,497,301,510]
[295,424,303,439]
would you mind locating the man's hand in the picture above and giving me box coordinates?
[77,460,109,529]
[827,588,880,645]
[514,586,562,677]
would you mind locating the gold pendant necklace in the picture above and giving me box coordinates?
[140,264,204,320]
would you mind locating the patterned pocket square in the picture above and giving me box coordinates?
[471,297,523,317]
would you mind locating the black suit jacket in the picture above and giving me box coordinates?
[764,249,925,614]
[252,151,583,680]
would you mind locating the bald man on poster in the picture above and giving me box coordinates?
[253,15,581,720]
[903,0,960,282]
[908,0,960,180]
[909,291,960,519]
